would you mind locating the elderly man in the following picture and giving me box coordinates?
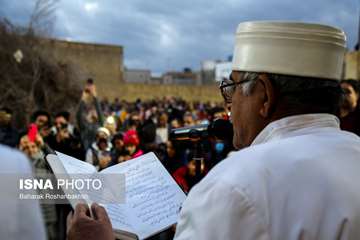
[68,22,360,240]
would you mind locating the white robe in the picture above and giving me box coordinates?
[174,114,360,240]
[0,145,46,240]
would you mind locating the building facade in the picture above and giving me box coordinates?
[125,69,151,83]
[344,51,360,80]
[162,71,200,85]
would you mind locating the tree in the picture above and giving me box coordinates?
[0,0,82,128]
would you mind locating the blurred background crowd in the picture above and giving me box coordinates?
[1,79,235,189]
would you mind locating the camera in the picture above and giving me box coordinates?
[60,123,68,130]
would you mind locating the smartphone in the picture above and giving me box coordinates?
[28,123,38,142]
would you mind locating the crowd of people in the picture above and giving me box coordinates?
[0,79,234,239]
[2,81,233,175]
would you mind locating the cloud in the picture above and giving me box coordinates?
[84,2,98,13]
[0,0,358,74]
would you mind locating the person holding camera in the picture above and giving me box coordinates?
[0,107,19,148]
[45,111,84,160]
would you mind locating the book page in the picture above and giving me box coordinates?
[103,203,137,235]
[53,152,125,208]
[46,154,86,208]
[55,151,96,174]
[46,154,68,175]
[101,152,186,239]
[47,152,130,233]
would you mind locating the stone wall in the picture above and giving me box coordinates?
[41,39,123,96]
[39,39,222,102]
[99,83,223,102]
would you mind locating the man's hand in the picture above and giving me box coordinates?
[67,203,115,240]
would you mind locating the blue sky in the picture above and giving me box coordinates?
[1,0,359,74]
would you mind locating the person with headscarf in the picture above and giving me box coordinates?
[85,127,112,170]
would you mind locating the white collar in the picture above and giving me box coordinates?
[251,113,340,146]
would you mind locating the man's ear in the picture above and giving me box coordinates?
[258,74,276,118]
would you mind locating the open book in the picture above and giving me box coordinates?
[46,151,187,240]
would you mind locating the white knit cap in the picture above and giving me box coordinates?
[97,127,110,138]
[232,21,346,80]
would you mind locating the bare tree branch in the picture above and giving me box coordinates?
[0,1,82,128]
[29,0,59,37]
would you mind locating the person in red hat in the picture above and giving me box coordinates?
[123,129,143,160]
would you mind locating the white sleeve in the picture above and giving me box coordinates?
[174,180,269,240]
[0,147,46,240]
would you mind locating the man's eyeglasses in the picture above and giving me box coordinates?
[219,78,251,103]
